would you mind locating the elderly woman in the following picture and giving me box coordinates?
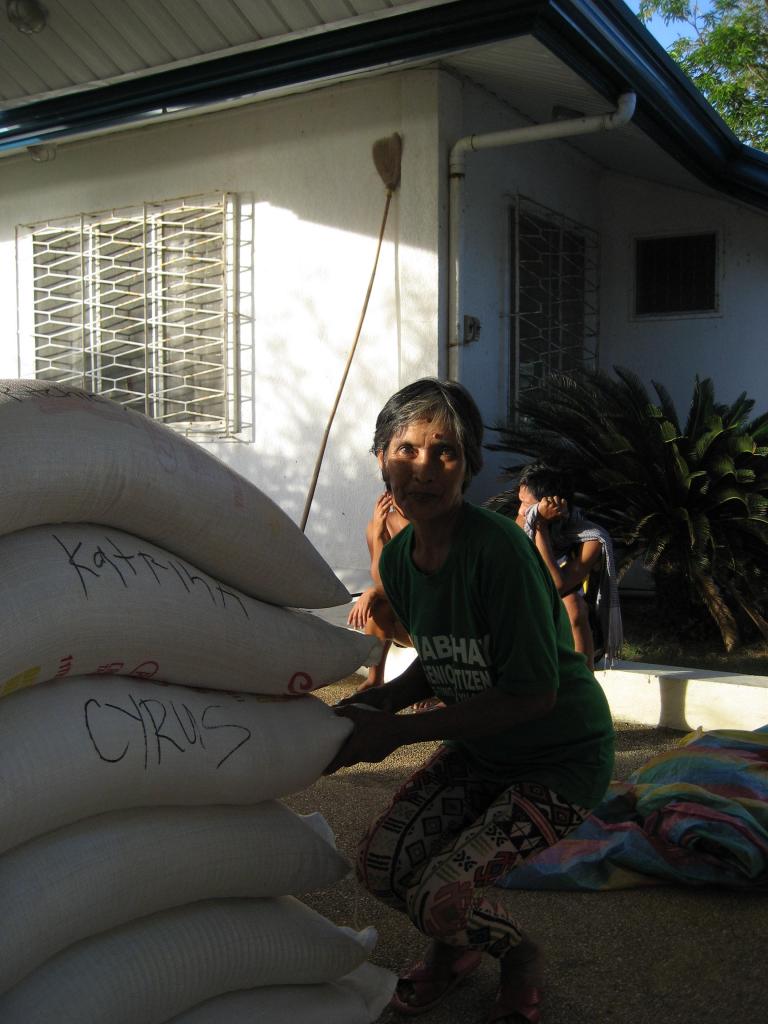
[327,378,613,1023]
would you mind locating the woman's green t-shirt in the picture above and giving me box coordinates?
[379,503,614,808]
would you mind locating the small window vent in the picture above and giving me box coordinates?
[635,233,717,316]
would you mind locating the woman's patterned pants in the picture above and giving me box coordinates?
[356,744,588,958]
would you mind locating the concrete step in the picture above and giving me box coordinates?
[596,659,768,732]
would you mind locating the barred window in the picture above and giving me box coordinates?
[18,193,243,437]
[509,196,599,404]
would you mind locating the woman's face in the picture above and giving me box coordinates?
[378,417,466,524]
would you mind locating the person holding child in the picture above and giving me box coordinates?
[347,490,409,690]
[513,463,623,670]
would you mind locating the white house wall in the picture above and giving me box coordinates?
[3,64,765,593]
[599,173,768,415]
[0,70,447,593]
[445,74,604,501]
[442,73,768,503]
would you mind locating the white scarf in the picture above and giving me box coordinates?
[524,504,624,665]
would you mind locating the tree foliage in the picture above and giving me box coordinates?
[638,0,768,150]
[488,367,768,651]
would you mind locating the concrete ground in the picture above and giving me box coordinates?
[286,677,767,1024]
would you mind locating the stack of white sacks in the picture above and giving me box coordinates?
[0,380,395,1024]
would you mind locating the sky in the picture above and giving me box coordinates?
[625,1,715,50]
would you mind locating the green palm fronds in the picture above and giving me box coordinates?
[488,367,768,651]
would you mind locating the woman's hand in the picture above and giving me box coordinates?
[325,686,557,775]
[335,665,430,716]
[347,587,378,630]
[335,682,398,712]
[374,490,393,520]
[323,706,402,774]
[536,495,568,523]
[371,491,393,539]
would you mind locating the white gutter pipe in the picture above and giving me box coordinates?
[447,91,636,380]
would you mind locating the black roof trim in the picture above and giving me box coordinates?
[1,0,766,208]
[538,1,768,208]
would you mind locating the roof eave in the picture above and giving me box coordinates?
[539,1,768,209]
[1,0,766,209]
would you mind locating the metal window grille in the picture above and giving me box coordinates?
[24,193,240,436]
[510,196,599,406]
[635,233,717,315]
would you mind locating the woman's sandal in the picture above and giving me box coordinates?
[404,697,445,714]
[390,949,482,1016]
[490,943,543,1024]
[487,984,542,1023]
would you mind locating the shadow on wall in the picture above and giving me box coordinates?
[202,104,441,569]
[7,84,441,578]
[194,89,435,562]
[208,201,437,578]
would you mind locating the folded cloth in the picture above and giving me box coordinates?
[497,726,768,891]
[525,503,623,664]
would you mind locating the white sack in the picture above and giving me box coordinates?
[0,379,348,608]
[170,963,397,1024]
[0,676,351,854]
[0,897,377,1024]
[0,524,378,700]
[0,803,350,994]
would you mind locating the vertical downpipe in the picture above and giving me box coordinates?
[447,157,464,381]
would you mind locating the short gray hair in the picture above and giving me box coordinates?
[372,378,484,485]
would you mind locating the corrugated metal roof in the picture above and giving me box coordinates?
[0,0,451,105]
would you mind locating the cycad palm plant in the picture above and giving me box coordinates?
[488,367,768,651]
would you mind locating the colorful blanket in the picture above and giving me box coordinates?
[499,727,768,891]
